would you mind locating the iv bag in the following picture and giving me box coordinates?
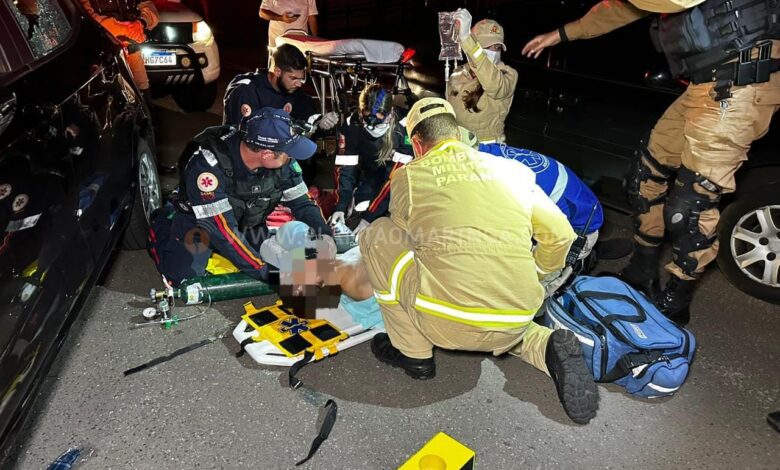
[438,11,462,61]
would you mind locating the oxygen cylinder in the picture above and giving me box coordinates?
[151,273,276,305]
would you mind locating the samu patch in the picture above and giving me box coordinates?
[12,194,29,213]
[197,172,218,192]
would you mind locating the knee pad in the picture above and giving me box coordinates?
[663,167,721,276]
[624,143,674,245]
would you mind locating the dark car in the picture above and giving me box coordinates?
[478,0,780,304]
[0,0,161,458]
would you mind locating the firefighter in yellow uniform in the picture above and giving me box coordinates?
[524,0,780,325]
[360,98,600,425]
[447,10,517,143]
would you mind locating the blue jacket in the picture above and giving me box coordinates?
[479,143,603,234]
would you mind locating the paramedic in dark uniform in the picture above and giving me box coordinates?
[148,108,331,286]
[223,43,338,131]
[523,0,780,325]
[331,84,414,235]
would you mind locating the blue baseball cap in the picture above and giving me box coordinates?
[240,107,317,160]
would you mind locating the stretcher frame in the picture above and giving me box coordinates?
[268,35,416,120]
[306,52,416,119]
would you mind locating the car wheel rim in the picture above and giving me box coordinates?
[138,149,162,223]
[730,205,780,288]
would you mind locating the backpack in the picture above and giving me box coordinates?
[544,276,696,398]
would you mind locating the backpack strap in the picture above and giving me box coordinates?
[600,350,666,383]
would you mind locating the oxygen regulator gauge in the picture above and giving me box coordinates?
[142,307,159,320]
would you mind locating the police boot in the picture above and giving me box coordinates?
[545,329,599,425]
[655,276,696,326]
[616,244,661,298]
[371,333,435,380]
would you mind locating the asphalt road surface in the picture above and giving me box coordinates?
[5,57,780,470]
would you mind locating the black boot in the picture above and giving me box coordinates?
[616,243,661,298]
[371,333,436,380]
[655,276,696,326]
[545,329,599,424]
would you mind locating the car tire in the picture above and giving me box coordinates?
[717,184,780,304]
[122,138,162,250]
[172,81,218,113]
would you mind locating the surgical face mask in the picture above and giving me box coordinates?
[484,49,501,64]
[365,124,390,138]
[363,111,391,138]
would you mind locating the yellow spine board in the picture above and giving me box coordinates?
[242,301,349,358]
[398,432,476,470]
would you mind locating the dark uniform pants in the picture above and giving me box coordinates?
[147,204,267,286]
[639,72,780,279]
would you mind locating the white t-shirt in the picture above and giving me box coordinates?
[260,0,318,47]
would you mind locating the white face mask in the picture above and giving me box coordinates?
[484,49,501,64]
[365,124,390,138]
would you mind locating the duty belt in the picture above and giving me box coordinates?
[690,41,780,100]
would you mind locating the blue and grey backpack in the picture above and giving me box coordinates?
[544,276,696,398]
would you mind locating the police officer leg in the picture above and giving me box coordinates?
[618,132,682,296]
[657,167,720,325]
[359,218,435,379]
[619,93,687,295]
[657,75,780,325]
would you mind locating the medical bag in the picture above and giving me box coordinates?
[544,276,696,398]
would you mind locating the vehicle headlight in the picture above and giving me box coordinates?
[164,25,177,42]
[193,21,212,43]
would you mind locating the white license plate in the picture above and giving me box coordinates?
[143,51,176,66]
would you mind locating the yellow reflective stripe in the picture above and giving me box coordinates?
[415,305,532,329]
[415,294,536,327]
[373,250,414,302]
[375,297,399,306]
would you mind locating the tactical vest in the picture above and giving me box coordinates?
[657,0,780,78]
[90,0,139,22]
[178,127,284,231]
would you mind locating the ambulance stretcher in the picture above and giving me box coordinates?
[273,34,416,118]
